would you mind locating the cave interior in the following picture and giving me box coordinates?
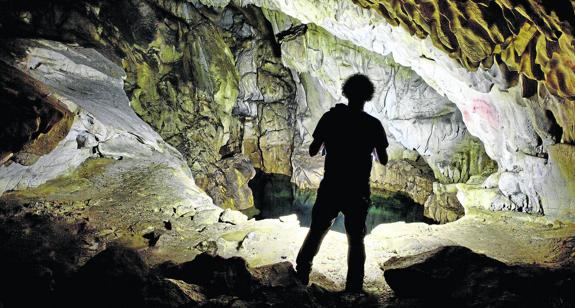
[0,0,575,307]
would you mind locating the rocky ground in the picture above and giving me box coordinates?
[1,196,574,307]
[1,155,574,307]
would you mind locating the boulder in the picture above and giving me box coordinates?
[291,148,325,189]
[383,246,575,307]
[160,253,258,297]
[0,241,381,308]
[250,261,299,288]
[157,252,358,307]
[144,278,206,308]
[68,246,150,307]
[193,208,224,225]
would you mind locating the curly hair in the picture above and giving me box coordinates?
[342,74,375,103]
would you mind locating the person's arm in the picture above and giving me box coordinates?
[309,138,323,157]
[309,113,329,157]
[374,121,389,165]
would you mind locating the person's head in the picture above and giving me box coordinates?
[342,74,374,110]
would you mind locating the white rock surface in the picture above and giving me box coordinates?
[219,208,249,225]
[0,39,213,214]
[194,208,225,225]
[260,10,491,190]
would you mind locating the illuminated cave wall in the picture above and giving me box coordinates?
[1,0,574,223]
[216,0,575,221]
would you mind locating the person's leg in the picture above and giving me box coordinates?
[295,192,338,284]
[343,195,369,292]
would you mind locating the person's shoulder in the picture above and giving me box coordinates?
[323,104,346,119]
[361,112,382,126]
[321,109,333,121]
[361,112,377,120]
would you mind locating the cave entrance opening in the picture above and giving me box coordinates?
[246,171,434,234]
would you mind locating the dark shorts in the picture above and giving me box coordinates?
[311,179,371,238]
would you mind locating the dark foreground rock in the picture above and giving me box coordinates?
[0,244,378,308]
[150,252,378,307]
[383,246,575,307]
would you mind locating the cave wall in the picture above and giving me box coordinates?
[261,9,496,187]
[1,0,574,223]
[197,0,575,222]
[353,0,575,123]
[0,0,296,210]
[0,39,197,195]
[0,0,471,223]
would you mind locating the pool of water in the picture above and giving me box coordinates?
[246,173,432,234]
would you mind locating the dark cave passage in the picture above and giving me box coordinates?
[247,171,433,234]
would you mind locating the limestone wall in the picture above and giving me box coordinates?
[200,0,575,222]
[1,0,574,222]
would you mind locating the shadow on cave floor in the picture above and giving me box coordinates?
[0,199,92,308]
[247,171,435,234]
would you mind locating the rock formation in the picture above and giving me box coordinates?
[0,244,380,307]
[0,39,184,194]
[354,0,575,106]
[2,0,575,222]
[216,0,575,221]
[1,1,575,305]
[383,245,575,307]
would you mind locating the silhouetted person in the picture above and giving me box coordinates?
[295,74,388,292]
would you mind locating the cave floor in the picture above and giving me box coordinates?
[1,157,574,301]
[159,207,574,297]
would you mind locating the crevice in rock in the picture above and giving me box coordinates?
[234,4,283,57]
[546,109,564,143]
[143,231,162,247]
[276,23,308,44]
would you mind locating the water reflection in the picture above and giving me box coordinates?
[247,173,431,234]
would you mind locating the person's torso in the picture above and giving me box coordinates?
[321,106,378,189]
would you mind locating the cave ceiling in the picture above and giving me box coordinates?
[353,0,575,101]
